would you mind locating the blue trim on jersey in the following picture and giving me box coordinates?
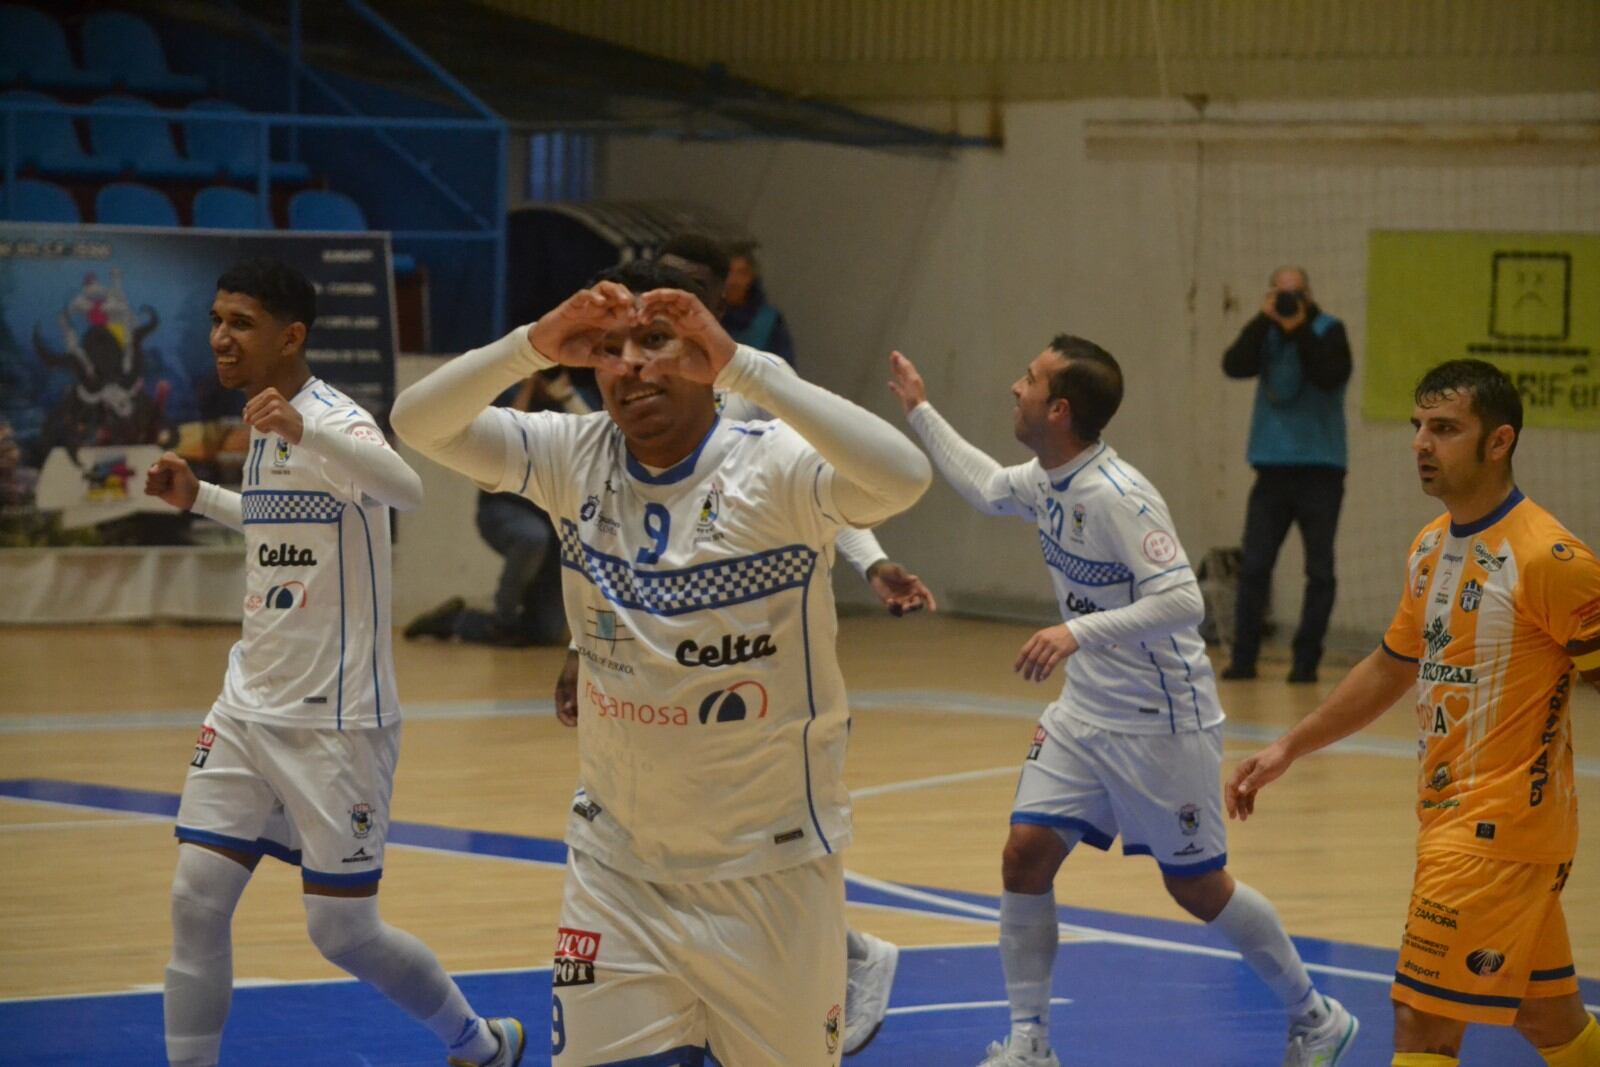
[514,416,533,495]
[1104,456,1139,488]
[1096,464,1127,496]
[1145,646,1177,733]
[1038,531,1135,588]
[1448,486,1524,538]
[1380,640,1418,664]
[1009,811,1115,851]
[1169,636,1202,729]
[1123,846,1228,877]
[336,513,347,731]
[242,489,345,524]
[175,826,303,867]
[798,579,832,853]
[1531,965,1577,982]
[301,865,384,887]
[559,520,817,617]
[624,417,721,486]
[355,506,382,728]
[587,1047,707,1067]
[1393,972,1521,1010]
[309,386,337,408]
[1048,442,1106,492]
[1137,564,1191,587]
[728,425,766,437]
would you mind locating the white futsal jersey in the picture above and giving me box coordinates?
[215,379,399,730]
[487,407,852,883]
[985,440,1222,735]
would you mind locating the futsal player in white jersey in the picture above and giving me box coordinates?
[887,340,1358,1067]
[549,236,924,1056]
[392,259,932,1066]
[143,257,524,1067]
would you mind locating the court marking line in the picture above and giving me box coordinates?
[886,997,1073,1017]
[9,689,1596,778]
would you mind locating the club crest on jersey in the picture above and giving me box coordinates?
[1070,503,1086,540]
[1177,803,1200,836]
[824,1004,841,1054]
[697,680,768,723]
[694,483,724,543]
[1472,541,1505,572]
[581,494,598,521]
[1466,948,1505,976]
[1459,579,1482,613]
[273,438,291,466]
[1428,763,1451,791]
[1423,615,1452,658]
[349,803,373,838]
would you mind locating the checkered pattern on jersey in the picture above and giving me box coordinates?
[242,490,346,525]
[559,519,816,616]
[1038,530,1134,588]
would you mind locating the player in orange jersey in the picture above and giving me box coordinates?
[1226,359,1600,1067]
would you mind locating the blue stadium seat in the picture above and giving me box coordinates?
[81,12,207,96]
[192,185,270,230]
[288,189,417,273]
[95,181,179,227]
[184,100,312,183]
[0,176,80,222]
[88,94,216,181]
[0,89,123,178]
[0,4,115,92]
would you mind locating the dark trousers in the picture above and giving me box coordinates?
[454,494,566,646]
[1231,466,1345,671]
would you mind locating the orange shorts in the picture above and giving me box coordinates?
[1391,848,1578,1025]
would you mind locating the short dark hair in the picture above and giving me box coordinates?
[590,257,699,298]
[660,233,730,285]
[216,256,316,329]
[1414,358,1522,458]
[1046,335,1123,441]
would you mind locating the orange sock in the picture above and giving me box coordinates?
[1392,1054,1459,1067]
[1541,1015,1600,1067]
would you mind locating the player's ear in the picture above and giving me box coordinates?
[280,320,307,356]
[1485,423,1515,463]
[1048,396,1073,428]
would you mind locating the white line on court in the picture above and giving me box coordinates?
[0,815,169,832]
[886,997,1073,1017]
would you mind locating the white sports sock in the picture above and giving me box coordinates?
[1000,889,1058,1044]
[164,845,253,1067]
[1208,880,1322,1024]
[846,928,869,962]
[303,894,497,1063]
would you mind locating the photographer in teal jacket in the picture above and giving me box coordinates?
[1222,266,1352,684]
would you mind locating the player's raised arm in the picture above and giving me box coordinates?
[639,288,931,527]
[391,282,630,485]
[890,351,1031,518]
[145,451,245,530]
[1225,645,1416,820]
[243,387,423,512]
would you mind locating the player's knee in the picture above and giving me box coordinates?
[1161,868,1232,921]
[170,848,250,960]
[1392,1002,1464,1056]
[304,894,382,963]
[1001,829,1060,893]
[1512,994,1590,1049]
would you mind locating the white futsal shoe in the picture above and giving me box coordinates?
[447,1017,526,1067]
[977,1034,1061,1067]
[843,931,900,1055]
[1282,995,1359,1067]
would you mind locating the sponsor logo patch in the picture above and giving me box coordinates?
[258,542,318,567]
[697,680,769,724]
[676,633,777,668]
[553,927,600,988]
[1466,948,1506,976]
[190,725,217,768]
[1552,542,1575,562]
[1026,724,1046,761]
[1472,541,1505,572]
[825,1004,841,1054]
[1141,530,1178,565]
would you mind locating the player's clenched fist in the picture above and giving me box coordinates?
[144,451,200,511]
[243,387,304,444]
[887,351,928,413]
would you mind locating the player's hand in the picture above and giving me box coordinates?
[1014,623,1078,682]
[529,282,635,371]
[1261,291,1307,333]
[144,451,199,511]
[554,648,579,727]
[867,560,938,616]
[887,351,928,414]
[243,388,304,444]
[633,288,737,384]
[1224,740,1294,821]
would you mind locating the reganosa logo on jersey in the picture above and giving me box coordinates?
[584,679,769,727]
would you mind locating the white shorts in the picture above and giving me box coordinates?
[551,848,846,1067]
[174,707,400,887]
[1011,713,1228,876]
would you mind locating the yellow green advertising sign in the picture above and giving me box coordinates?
[1365,231,1600,430]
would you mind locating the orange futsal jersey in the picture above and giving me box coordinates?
[1384,489,1600,864]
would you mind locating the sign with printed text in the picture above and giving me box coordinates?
[1364,231,1600,431]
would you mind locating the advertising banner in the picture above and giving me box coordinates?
[0,224,396,545]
